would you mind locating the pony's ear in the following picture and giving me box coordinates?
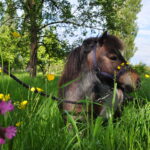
[101,31,108,39]
[82,38,97,53]
[99,31,108,46]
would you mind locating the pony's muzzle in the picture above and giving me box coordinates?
[118,71,140,93]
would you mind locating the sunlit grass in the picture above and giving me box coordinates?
[0,72,150,150]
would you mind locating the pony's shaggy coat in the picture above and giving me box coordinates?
[59,32,140,119]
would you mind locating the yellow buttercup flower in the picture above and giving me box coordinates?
[36,87,44,92]
[16,121,23,127]
[0,93,10,101]
[21,100,28,105]
[145,74,150,78]
[117,66,121,70]
[31,87,36,92]
[126,62,130,65]
[3,94,10,101]
[121,63,125,66]
[0,67,2,73]
[18,100,28,109]
[12,32,20,38]
[0,93,4,100]
[47,74,55,81]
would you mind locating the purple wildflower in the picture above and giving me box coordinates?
[0,100,14,115]
[0,126,17,145]
[4,126,17,139]
[0,138,5,144]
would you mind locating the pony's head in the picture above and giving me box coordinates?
[59,32,140,94]
[83,31,140,92]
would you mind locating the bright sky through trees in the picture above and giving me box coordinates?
[131,0,150,66]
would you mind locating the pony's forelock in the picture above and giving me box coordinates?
[98,34,124,51]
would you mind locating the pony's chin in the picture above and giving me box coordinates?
[120,84,135,93]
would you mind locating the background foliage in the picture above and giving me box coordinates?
[0,0,142,76]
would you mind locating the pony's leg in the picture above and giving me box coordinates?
[98,89,124,119]
[62,84,85,122]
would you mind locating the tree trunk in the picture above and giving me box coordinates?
[28,28,38,77]
[25,0,39,77]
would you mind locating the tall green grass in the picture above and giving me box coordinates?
[0,72,150,150]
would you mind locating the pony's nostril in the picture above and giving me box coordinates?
[124,85,133,92]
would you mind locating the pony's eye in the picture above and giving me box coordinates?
[110,56,118,61]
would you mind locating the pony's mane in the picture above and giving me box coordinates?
[59,46,82,87]
[59,34,123,87]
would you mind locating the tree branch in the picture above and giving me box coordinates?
[1,16,23,26]
[39,20,103,31]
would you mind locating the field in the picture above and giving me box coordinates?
[0,72,150,150]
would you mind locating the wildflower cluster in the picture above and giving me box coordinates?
[0,93,17,145]
[117,62,130,70]
[18,100,28,109]
[0,126,17,144]
[0,100,14,114]
[30,87,44,92]
[0,93,10,101]
[14,100,28,109]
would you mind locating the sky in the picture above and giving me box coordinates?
[131,0,150,66]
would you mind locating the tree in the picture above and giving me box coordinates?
[38,28,69,74]
[19,0,103,77]
[0,25,30,69]
[96,0,142,60]
[0,0,103,77]
[0,0,142,76]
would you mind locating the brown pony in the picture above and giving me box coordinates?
[58,32,140,120]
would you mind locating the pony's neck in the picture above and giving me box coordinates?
[80,71,113,98]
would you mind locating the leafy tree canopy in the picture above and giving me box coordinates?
[0,25,30,69]
[0,0,142,76]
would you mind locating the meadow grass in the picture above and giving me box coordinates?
[0,72,150,150]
